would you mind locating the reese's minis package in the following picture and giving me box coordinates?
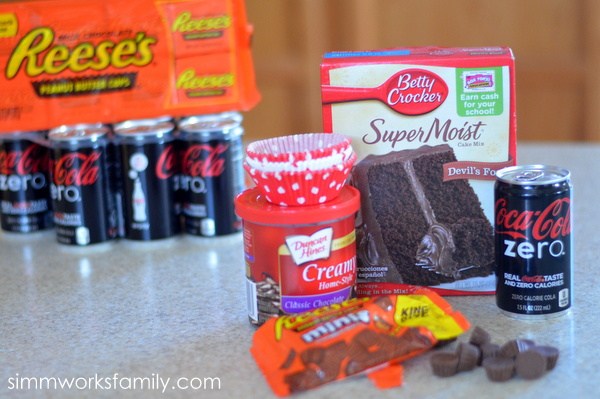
[251,290,470,396]
[0,0,260,132]
[321,47,517,296]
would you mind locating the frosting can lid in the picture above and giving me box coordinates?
[235,185,360,225]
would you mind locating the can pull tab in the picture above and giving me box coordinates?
[515,171,544,182]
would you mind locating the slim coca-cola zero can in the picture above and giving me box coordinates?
[114,120,181,240]
[495,165,572,319]
[0,131,53,233]
[49,125,119,245]
[179,112,244,236]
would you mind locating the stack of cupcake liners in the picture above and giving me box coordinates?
[244,133,357,206]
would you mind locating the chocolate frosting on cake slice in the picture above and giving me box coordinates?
[350,144,495,287]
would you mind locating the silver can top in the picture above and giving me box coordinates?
[113,116,174,131]
[114,121,176,141]
[48,124,109,142]
[497,165,570,185]
[179,112,243,138]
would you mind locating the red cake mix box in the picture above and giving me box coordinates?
[321,47,517,296]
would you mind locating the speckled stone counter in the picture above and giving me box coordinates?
[1,143,599,398]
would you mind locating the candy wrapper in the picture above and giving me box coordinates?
[244,133,356,206]
[0,0,260,133]
[251,290,470,396]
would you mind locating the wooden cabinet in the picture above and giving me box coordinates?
[244,0,600,142]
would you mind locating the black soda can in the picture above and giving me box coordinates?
[49,125,119,245]
[114,120,181,240]
[0,131,53,233]
[179,112,244,236]
[495,165,572,319]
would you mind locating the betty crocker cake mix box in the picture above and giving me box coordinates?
[0,0,260,133]
[321,47,517,296]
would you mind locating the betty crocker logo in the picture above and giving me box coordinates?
[495,198,571,240]
[385,69,448,115]
[321,68,448,115]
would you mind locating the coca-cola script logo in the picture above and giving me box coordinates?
[52,152,101,186]
[495,198,571,240]
[0,144,46,175]
[182,144,228,177]
[385,69,448,115]
[156,145,180,179]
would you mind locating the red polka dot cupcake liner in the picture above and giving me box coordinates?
[243,133,357,206]
[245,133,351,167]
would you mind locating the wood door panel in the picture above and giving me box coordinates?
[243,0,595,142]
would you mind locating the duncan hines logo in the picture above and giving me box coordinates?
[496,198,571,260]
[285,227,333,265]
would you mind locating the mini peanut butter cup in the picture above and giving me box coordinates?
[482,357,515,382]
[430,352,460,377]
[456,342,481,371]
[533,345,560,370]
[480,343,501,364]
[468,326,492,347]
[515,349,548,380]
[499,339,535,359]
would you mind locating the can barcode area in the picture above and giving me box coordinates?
[246,278,258,321]
[559,289,569,308]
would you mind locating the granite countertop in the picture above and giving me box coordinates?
[1,142,599,398]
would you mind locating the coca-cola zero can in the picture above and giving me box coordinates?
[49,125,119,245]
[495,165,572,319]
[0,131,53,233]
[179,112,244,236]
[114,120,181,240]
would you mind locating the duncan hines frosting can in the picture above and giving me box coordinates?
[235,186,360,326]
[494,165,572,319]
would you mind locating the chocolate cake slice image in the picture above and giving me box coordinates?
[349,144,495,287]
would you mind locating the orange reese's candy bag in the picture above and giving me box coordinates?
[0,0,260,133]
[251,290,470,396]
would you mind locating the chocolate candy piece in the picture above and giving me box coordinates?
[480,343,501,364]
[469,326,492,347]
[482,357,515,382]
[430,352,460,377]
[533,345,560,370]
[456,342,481,371]
[346,328,433,376]
[499,339,535,359]
[515,349,548,380]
